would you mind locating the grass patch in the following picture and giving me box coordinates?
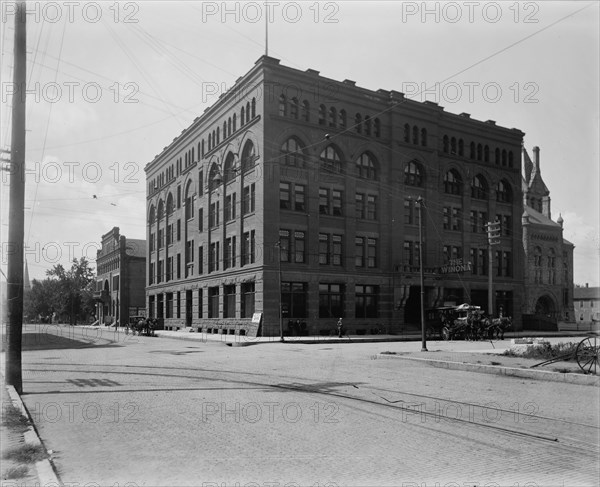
[2,444,47,464]
[1,402,30,434]
[2,465,30,480]
[502,342,577,361]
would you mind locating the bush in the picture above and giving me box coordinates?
[503,342,578,361]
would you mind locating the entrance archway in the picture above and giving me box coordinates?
[534,295,557,321]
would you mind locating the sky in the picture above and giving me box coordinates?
[0,0,599,286]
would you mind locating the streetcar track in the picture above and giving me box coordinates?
[23,363,600,455]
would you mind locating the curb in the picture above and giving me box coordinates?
[381,354,600,386]
[5,384,62,486]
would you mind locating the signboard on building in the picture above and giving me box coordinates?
[440,259,472,275]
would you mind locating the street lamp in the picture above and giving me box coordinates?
[416,197,427,352]
[274,240,284,342]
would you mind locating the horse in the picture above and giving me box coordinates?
[491,316,512,340]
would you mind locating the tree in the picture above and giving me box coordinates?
[23,278,61,322]
[44,257,96,325]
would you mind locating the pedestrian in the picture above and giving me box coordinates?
[336,318,343,338]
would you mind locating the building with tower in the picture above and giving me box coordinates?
[521,146,574,329]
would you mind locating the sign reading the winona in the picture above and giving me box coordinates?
[440,258,473,275]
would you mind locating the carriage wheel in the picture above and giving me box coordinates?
[575,337,599,375]
[442,326,451,341]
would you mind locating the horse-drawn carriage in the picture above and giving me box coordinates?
[425,304,512,341]
[127,316,157,336]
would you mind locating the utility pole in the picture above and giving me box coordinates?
[486,220,501,317]
[6,2,27,394]
[274,241,284,342]
[416,197,427,352]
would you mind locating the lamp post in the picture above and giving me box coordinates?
[275,240,284,342]
[416,197,427,352]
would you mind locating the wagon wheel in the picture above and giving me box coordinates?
[442,326,451,341]
[575,337,599,375]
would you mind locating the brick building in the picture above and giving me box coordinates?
[144,56,526,336]
[521,147,575,330]
[94,227,146,327]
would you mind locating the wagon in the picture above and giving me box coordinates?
[531,333,599,375]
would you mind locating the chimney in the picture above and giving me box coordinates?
[533,146,540,168]
[586,283,589,288]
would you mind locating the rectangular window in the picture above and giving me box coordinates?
[294,184,306,212]
[405,198,414,225]
[319,283,345,318]
[279,230,290,262]
[355,237,365,267]
[280,182,291,210]
[225,236,236,269]
[209,242,219,272]
[319,188,329,215]
[198,171,203,196]
[198,208,203,232]
[208,287,219,318]
[355,193,365,219]
[225,193,236,221]
[197,246,203,275]
[245,184,255,214]
[503,251,512,277]
[367,238,377,268]
[241,282,255,318]
[332,234,343,266]
[198,289,203,318]
[332,190,343,216]
[281,282,308,318]
[223,285,236,318]
[177,220,181,241]
[242,230,255,265]
[294,231,305,263]
[443,207,450,230]
[209,201,220,227]
[319,233,329,265]
[367,195,377,220]
[176,291,181,319]
[166,292,173,318]
[167,257,173,281]
[356,284,379,318]
[452,208,461,231]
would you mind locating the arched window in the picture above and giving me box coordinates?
[484,145,490,162]
[320,145,342,174]
[548,248,556,284]
[534,246,542,283]
[442,135,449,153]
[404,124,410,143]
[356,152,377,180]
[495,148,500,164]
[302,100,310,122]
[501,149,507,166]
[241,140,256,172]
[355,114,362,134]
[365,115,371,136]
[166,192,174,215]
[458,139,464,156]
[318,105,326,125]
[374,118,380,137]
[471,175,488,200]
[329,107,337,127]
[339,109,347,129]
[508,151,514,168]
[251,98,256,118]
[412,126,419,145]
[470,142,476,159]
[281,137,305,167]
[477,143,483,161]
[450,137,457,155]
[223,122,227,138]
[158,200,165,220]
[278,94,287,116]
[421,128,427,146]
[185,180,194,220]
[496,180,512,203]
[245,102,250,123]
[223,152,236,183]
[240,106,245,126]
[444,169,462,195]
[209,164,221,191]
[404,160,423,187]
[216,127,220,145]
[228,118,232,136]
[148,205,156,224]
[233,114,237,132]
[202,140,205,157]
[290,97,299,119]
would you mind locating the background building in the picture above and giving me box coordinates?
[145,56,527,337]
[521,146,575,330]
[94,227,146,327]
[574,284,600,326]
